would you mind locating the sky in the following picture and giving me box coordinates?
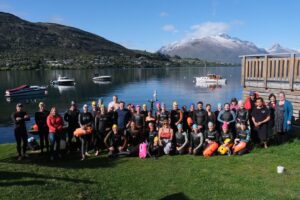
[0,0,299,52]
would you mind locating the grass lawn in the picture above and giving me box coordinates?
[0,135,300,200]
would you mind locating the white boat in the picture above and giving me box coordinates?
[92,74,112,82]
[194,74,227,84]
[51,76,75,85]
[5,85,47,97]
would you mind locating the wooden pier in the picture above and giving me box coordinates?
[241,53,300,121]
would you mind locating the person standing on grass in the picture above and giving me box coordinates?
[12,103,30,160]
[78,104,94,160]
[251,97,270,148]
[236,100,249,129]
[193,101,208,133]
[245,91,259,143]
[35,102,50,155]
[47,107,64,161]
[64,101,80,151]
[156,103,169,129]
[214,103,223,133]
[206,104,216,125]
[267,93,276,140]
[170,101,183,133]
[274,91,293,144]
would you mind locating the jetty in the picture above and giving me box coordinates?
[241,53,300,122]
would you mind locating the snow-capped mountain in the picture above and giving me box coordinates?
[267,43,298,54]
[158,34,267,64]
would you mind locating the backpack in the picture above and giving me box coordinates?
[27,137,40,151]
[139,142,148,159]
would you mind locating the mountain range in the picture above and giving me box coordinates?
[158,34,298,64]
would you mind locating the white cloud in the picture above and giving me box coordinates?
[49,15,64,24]
[160,11,169,17]
[184,22,230,40]
[162,24,178,33]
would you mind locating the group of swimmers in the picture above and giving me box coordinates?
[11,90,293,161]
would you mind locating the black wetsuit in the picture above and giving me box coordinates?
[105,131,126,153]
[64,109,80,146]
[219,131,233,144]
[157,110,169,127]
[11,111,30,156]
[94,113,112,151]
[193,109,208,131]
[78,112,94,154]
[147,130,159,156]
[204,130,220,145]
[236,108,249,124]
[189,131,204,154]
[35,109,50,153]
[132,113,145,128]
[170,109,181,132]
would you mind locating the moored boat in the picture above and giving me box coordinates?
[194,74,227,84]
[92,74,112,82]
[51,76,75,85]
[5,85,47,97]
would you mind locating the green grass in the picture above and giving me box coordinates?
[0,138,300,200]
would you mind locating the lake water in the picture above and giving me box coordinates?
[0,66,241,143]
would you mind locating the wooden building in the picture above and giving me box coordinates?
[241,53,300,121]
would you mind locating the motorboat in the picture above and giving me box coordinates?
[5,85,47,97]
[194,74,227,84]
[51,76,75,85]
[92,74,112,82]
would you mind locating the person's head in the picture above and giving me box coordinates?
[39,102,45,111]
[240,122,246,131]
[100,105,106,114]
[113,95,118,102]
[161,103,166,111]
[92,101,97,110]
[83,104,88,113]
[119,101,125,110]
[278,91,286,101]
[217,103,222,111]
[142,104,147,111]
[197,101,203,110]
[163,119,169,127]
[190,103,195,111]
[192,124,198,132]
[231,98,238,106]
[70,101,76,111]
[208,122,215,131]
[147,111,152,117]
[172,101,178,110]
[269,93,276,103]
[112,124,118,134]
[136,105,141,113]
[98,98,103,107]
[16,103,23,112]
[238,100,244,109]
[156,102,161,110]
[50,107,57,116]
[224,103,230,111]
[222,123,229,133]
[181,105,187,112]
[256,97,264,107]
[249,91,256,100]
[148,122,155,131]
[206,104,211,112]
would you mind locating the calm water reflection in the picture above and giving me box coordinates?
[0,66,241,143]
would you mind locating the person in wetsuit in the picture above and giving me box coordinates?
[189,124,204,155]
[175,124,189,155]
[170,101,183,133]
[193,101,208,132]
[104,124,127,156]
[217,103,236,136]
[156,103,169,129]
[35,102,50,155]
[12,103,30,160]
[64,101,80,151]
[146,122,159,157]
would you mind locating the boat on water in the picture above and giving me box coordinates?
[92,74,112,82]
[5,85,47,97]
[194,74,227,84]
[51,76,75,85]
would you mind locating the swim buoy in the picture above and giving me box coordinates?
[233,141,247,153]
[73,126,93,137]
[203,142,219,157]
[187,117,193,126]
[32,124,39,131]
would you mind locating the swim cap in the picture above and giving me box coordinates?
[190,103,195,107]
[192,124,197,129]
[222,123,229,130]
[136,104,141,108]
[173,101,178,106]
[249,90,255,96]
[92,101,97,106]
[112,124,118,129]
[217,103,222,108]
[208,122,214,127]
[83,104,88,109]
[156,102,161,107]
[161,102,166,108]
[39,102,45,106]
[143,104,147,107]
[177,124,183,129]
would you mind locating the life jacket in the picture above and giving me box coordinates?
[139,142,147,159]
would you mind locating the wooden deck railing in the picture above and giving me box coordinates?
[241,53,300,91]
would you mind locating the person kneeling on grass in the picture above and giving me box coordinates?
[104,124,127,157]
[175,124,189,155]
[158,119,174,155]
[203,122,220,157]
[146,122,159,157]
[189,124,204,155]
[126,121,144,156]
[218,123,233,156]
[232,122,250,155]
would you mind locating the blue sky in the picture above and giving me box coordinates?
[0,0,299,52]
